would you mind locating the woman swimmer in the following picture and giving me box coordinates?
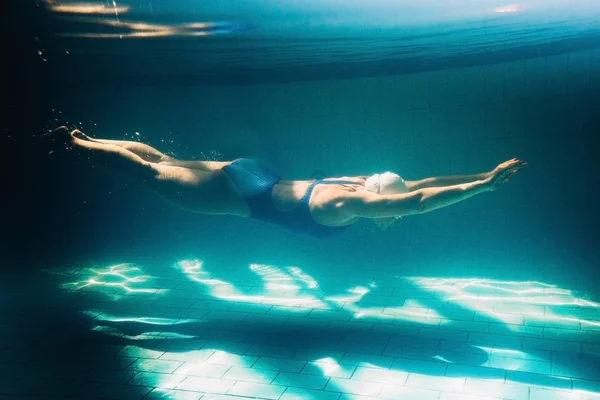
[47,126,527,237]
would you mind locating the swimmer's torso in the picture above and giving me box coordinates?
[152,165,365,226]
[273,177,366,226]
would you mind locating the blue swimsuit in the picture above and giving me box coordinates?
[222,159,355,238]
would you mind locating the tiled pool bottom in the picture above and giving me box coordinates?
[1,260,599,400]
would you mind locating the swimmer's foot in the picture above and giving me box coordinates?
[71,129,92,141]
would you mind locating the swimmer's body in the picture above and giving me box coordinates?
[48,126,527,237]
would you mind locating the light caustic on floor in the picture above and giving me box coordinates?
[47,259,600,400]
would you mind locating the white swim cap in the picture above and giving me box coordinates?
[365,171,408,194]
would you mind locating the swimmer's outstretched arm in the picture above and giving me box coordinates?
[348,180,490,218]
[405,171,492,191]
[346,159,526,218]
[404,159,527,191]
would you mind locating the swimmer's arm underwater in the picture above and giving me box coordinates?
[404,171,492,191]
[343,180,491,218]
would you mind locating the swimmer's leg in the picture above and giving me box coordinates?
[52,127,160,182]
[160,159,233,171]
[71,129,171,163]
[72,129,231,171]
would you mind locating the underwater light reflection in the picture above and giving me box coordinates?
[91,324,197,340]
[62,263,168,299]
[447,293,593,307]
[77,334,600,399]
[178,259,334,307]
[410,277,599,329]
[46,1,130,15]
[288,266,319,289]
[494,4,522,13]
[353,300,443,324]
[83,311,198,325]
[180,260,557,326]
[315,357,599,399]
[178,259,411,312]
[51,15,243,39]
[177,259,448,325]
[52,263,600,398]
[474,346,540,360]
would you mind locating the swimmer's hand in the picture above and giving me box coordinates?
[485,158,528,191]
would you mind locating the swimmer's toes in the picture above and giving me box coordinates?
[70,129,89,140]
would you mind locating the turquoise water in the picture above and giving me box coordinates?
[3,1,600,399]
[39,0,600,84]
